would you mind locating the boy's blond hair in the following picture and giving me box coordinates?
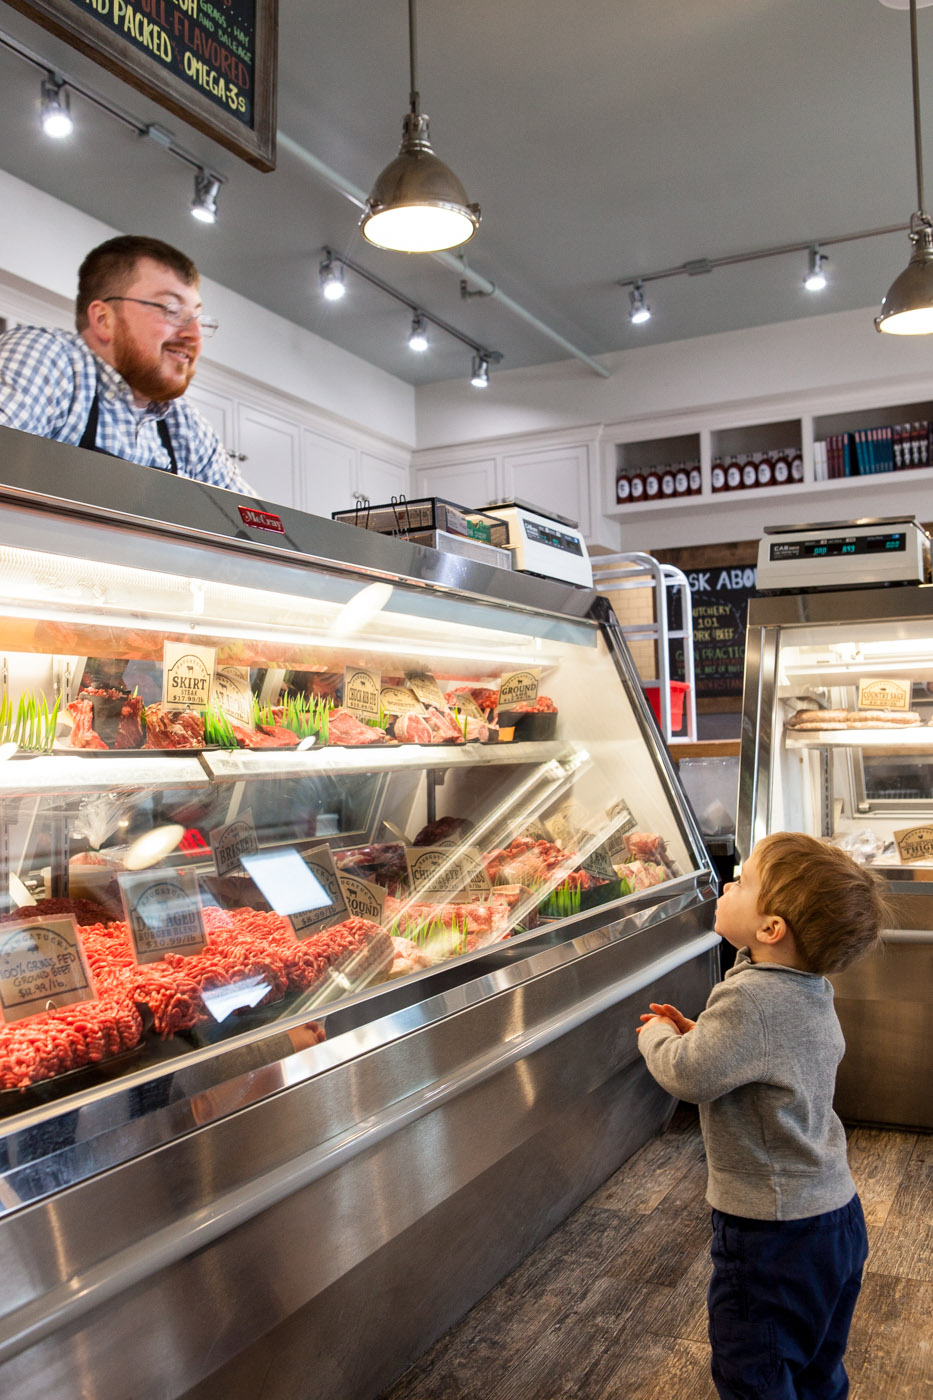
[754,832,890,974]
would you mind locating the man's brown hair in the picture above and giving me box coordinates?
[754,831,890,974]
[76,235,199,330]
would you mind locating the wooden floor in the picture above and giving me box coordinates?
[379,1105,933,1400]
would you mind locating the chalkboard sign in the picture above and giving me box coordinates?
[669,561,758,701]
[7,0,278,170]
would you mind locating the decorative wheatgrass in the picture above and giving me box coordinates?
[0,690,61,753]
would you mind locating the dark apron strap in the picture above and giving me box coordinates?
[79,382,178,473]
[156,417,179,474]
[78,386,100,451]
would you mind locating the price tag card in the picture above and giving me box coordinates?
[446,691,486,721]
[212,665,255,729]
[893,826,933,863]
[380,685,426,718]
[209,810,260,877]
[336,872,387,924]
[239,847,338,938]
[406,671,449,710]
[498,669,540,710]
[858,678,912,712]
[291,846,349,937]
[162,641,216,711]
[343,667,382,722]
[545,798,589,850]
[0,917,97,1024]
[118,868,207,965]
[602,800,638,865]
[580,841,618,882]
[405,845,492,902]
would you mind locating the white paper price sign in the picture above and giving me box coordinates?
[210,810,260,877]
[336,872,387,924]
[162,641,216,711]
[344,667,382,721]
[405,845,492,902]
[118,868,207,965]
[212,665,255,728]
[0,917,97,1024]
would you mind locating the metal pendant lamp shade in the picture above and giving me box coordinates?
[361,0,480,253]
[876,0,933,331]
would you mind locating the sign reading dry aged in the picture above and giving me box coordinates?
[6,0,278,170]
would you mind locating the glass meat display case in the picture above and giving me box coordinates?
[0,427,718,1400]
[738,581,933,1131]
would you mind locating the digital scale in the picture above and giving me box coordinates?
[756,516,931,592]
[482,498,593,586]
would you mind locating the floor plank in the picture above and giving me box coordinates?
[379,1106,933,1400]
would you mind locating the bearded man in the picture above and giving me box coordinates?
[0,234,251,491]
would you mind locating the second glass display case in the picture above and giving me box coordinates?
[738,581,933,1130]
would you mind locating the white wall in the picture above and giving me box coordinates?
[414,307,933,450]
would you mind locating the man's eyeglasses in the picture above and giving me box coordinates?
[102,297,219,338]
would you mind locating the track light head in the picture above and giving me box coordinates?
[408,312,430,352]
[470,353,490,388]
[191,171,221,224]
[628,281,652,324]
[319,253,347,301]
[40,77,73,139]
[804,245,827,291]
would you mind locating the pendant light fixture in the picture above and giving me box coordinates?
[361,0,480,253]
[876,0,933,332]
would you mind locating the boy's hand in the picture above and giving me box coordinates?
[636,1002,696,1036]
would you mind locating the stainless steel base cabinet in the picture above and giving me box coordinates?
[0,429,718,1399]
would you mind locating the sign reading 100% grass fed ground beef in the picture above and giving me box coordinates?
[7,0,278,170]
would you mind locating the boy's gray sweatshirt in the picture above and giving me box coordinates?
[638,947,856,1220]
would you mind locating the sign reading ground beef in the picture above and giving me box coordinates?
[6,0,278,169]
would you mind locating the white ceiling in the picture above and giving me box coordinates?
[0,0,929,387]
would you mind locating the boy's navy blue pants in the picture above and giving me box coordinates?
[708,1194,868,1399]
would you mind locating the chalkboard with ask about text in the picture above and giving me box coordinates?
[7,0,278,171]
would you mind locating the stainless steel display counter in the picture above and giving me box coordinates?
[0,427,718,1400]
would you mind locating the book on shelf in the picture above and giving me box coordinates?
[816,420,931,479]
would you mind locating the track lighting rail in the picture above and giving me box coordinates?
[321,248,502,366]
[618,223,909,290]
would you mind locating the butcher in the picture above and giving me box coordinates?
[0,233,251,492]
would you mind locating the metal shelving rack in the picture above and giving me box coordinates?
[592,551,697,743]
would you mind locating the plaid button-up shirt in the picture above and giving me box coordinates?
[0,325,253,493]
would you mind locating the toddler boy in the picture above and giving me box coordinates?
[638,831,890,1400]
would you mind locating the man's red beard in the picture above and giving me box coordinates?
[112,323,198,403]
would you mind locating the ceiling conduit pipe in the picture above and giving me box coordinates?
[277,130,611,378]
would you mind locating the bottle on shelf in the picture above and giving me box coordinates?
[741,454,759,491]
[688,460,702,495]
[674,463,690,498]
[772,448,790,486]
[643,464,661,501]
[711,456,726,494]
[630,467,646,503]
[756,451,774,489]
[616,469,632,504]
[660,465,677,499]
[725,455,743,492]
[790,448,804,484]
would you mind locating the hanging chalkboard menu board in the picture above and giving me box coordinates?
[652,542,758,709]
[7,0,277,170]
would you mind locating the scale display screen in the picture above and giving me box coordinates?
[770,531,906,562]
[522,519,584,556]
